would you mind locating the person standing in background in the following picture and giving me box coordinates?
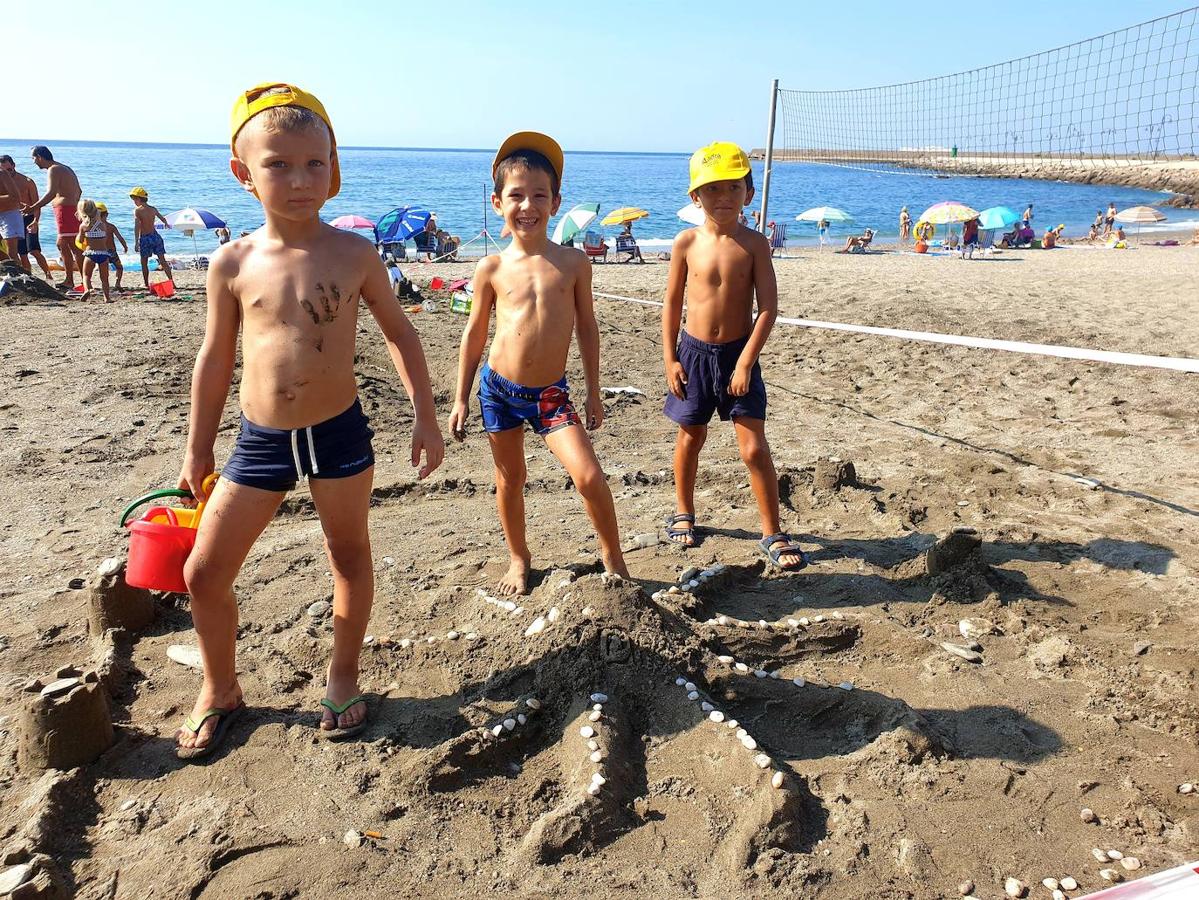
[899,206,912,242]
[26,146,84,290]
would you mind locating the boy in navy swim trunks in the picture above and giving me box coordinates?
[129,186,173,290]
[448,132,628,596]
[662,142,806,570]
[174,82,443,759]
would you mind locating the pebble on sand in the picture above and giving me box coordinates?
[740,734,758,750]
[709,711,725,723]
[547,607,561,624]
[590,692,608,703]
[717,655,734,664]
[517,714,526,725]
[675,677,686,686]
[1042,878,1059,890]
[1080,808,1096,823]
[447,630,460,640]
[588,711,602,722]
[502,719,516,731]
[1120,857,1141,871]
[1180,783,1195,794]
[525,697,541,710]
[1091,848,1109,862]
[591,773,606,786]
[491,725,504,737]
[590,750,604,763]
[0,864,33,894]
[1106,849,1123,860]
[684,681,697,692]
[753,670,768,679]
[1099,869,1123,883]
[343,830,363,847]
[753,753,771,769]
[307,600,330,618]
[1004,877,1026,898]
[687,691,700,701]
[523,617,547,637]
[957,881,974,897]
[734,662,750,673]
[166,645,203,671]
[1059,877,1077,891]
[580,726,595,738]
[771,771,785,789]
[98,556,123,577]
[941,642,983,664]
[838,682,854,691]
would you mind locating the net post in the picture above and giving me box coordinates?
[759,78,779,234]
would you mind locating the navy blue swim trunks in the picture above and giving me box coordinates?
[139,232,165,259]
[222,398,375,492]
[663,331,767,426]
[478,363,581,435]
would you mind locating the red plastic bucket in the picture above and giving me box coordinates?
[126,507,196,593]
[149,279,176,298]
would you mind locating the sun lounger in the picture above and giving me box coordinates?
[583,231,608,263]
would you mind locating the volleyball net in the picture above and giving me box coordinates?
[763,7,1198,178]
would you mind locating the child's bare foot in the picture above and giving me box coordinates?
[320,667,367,732]
[602,550,630,580]
[177,681,244,753]
[495,557,530,596]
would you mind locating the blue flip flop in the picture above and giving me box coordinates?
[175,701,246,761]
[759,534,809,571]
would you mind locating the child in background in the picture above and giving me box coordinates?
[96,203,128,292]
[130,186,173,290]
[662,141,806,570]
[77,199,115,302]
[174,82,443,759]
[448,132,628,596]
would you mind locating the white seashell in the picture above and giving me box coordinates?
[758,620,769,629]
[1099,869,1122,883]
[793,677,806,687]
[465,633,478,641]
[547,606,561,623]
[684,682,697,692]
[717,655,734,664]
[491,725,504,737]
[581,606,593,616]
[941,642,983,663]
[427,637,437,643]
[736,728,747,738]
[771,771,785,789]
[590,750,604,763]
[589,710,602,722]
[523,617,547,637]
[593,703,603,711]
[590,692,608,703]
[503,719,516,731]
[1052,892,1065,900]
[447,630,460,640]
[726,719,738,729]
[754,753,771,769]
[1120,857,1141,871]
[1092,848,1109,862]
[1178,783,1194,794]
[687,691,700,701]
[502,600,517,611]
[787,618,800,627]
[587,739,599,750]
[838,682,854,691]
[675,677,687,686]
[166,645,203,671]
[701,701,714,712]
[586,782,601,796]
[1059,877,1077,891]
[399,639,412,649]
[754,670,768,679]
[717,615,728,625]
[517,714,527,725]
[1107,850,1123,860]
[770,670,782,679]
[526,697,541,710]
[1004,877,1026,898]
[513,607,525,615]
[735,662,750,673]
[709,711,725,723]
[1042,878,1059,891]
[798,617,811,627]
[957,500,970,507]
[580,726,595,738]
[740,734,757,750]
[591,773,606,786]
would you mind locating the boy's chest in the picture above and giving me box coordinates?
[687,244,754,287]
[239,261,361,328]
[493,262,574,310]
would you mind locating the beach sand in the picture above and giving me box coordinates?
[0,243,1197,898]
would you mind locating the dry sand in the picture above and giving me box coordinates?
[1,242,1197,899]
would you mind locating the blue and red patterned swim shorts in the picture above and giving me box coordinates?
[478,363,581,435]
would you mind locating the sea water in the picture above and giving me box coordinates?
[3,139,1190,259]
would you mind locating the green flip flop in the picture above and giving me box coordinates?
[175,701,246,761]
[318,695,370,740]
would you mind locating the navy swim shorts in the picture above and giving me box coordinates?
[663,330,767,426]
[139,231,165,258]
[222,398,375,492]
[478,363,581,435]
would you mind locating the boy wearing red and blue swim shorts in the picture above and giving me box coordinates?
[661,142,807,570]
[448,132,629,597]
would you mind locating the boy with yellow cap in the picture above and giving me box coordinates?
[662,141,806,570]
[173,82,444,759]
[129,186,173,290]
[447,131,628,596]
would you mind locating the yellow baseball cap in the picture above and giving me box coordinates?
[492,131,564,186]
[129,187,148,199]
[229,82,340,199]
[688,141,751,194]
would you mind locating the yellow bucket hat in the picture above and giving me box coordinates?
[688,141,751,194]
[95,202,108,213]
[229,82,340,199]
[129,187,148,199]
[492,131,564,185]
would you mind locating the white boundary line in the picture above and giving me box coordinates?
[592,291,1199,373]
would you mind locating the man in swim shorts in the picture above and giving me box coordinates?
[0,156,52,278]
[26,146,84,290]
[130,186,173,289]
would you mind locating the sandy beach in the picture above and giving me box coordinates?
[1,242,1197,898]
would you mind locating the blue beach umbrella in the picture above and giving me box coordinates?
[160,207,227,255]
[977,206,1020,230]
[376,206,433,243]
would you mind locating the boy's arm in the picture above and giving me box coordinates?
[447,256,496,441]
[662,233,689,399]
[131,212,141,243]
[111,224,128,252]
[359,245,444,479]
[571,251,603,430]
[178,249,240,500]
[730,232,778,397]
[155,208,170,228]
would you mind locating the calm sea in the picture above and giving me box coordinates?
[3,139,1190,258]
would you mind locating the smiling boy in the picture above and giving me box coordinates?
[662,141,806,570]
[448,132,628,596]
[174,82,444,759]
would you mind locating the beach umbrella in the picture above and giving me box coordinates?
[1114,205,1166,240]
[329,214,376,231]
[376,206,433,243]
[976,206,1020,230]
[796,206,854,224]
[601,207,649,226]
[160,207,227,255]
[919,201,979,225]
[677,204,705,226]
[552,202,600,244]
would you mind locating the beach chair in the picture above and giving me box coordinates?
[583,231,608,263]
[614,233,643,263]
[848,229,874,253]
[769,222,787,256]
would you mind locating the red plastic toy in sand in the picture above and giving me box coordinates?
[120,473,218,593]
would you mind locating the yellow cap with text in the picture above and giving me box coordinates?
[688,141,751,194]
[230,82,340,199]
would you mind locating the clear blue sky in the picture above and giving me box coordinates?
[9,0,1189,151]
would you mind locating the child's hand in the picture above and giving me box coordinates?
[447,401,469,443]
[728,364,752,397]
[585,392,604,431]
[412,416,445,479]
[666,361,688,399]
[178,452,215,501]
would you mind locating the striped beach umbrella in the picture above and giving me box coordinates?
[796,206,854,223]
[160,207,227,255]
[552,203,600,244]
[919,201,979,225]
